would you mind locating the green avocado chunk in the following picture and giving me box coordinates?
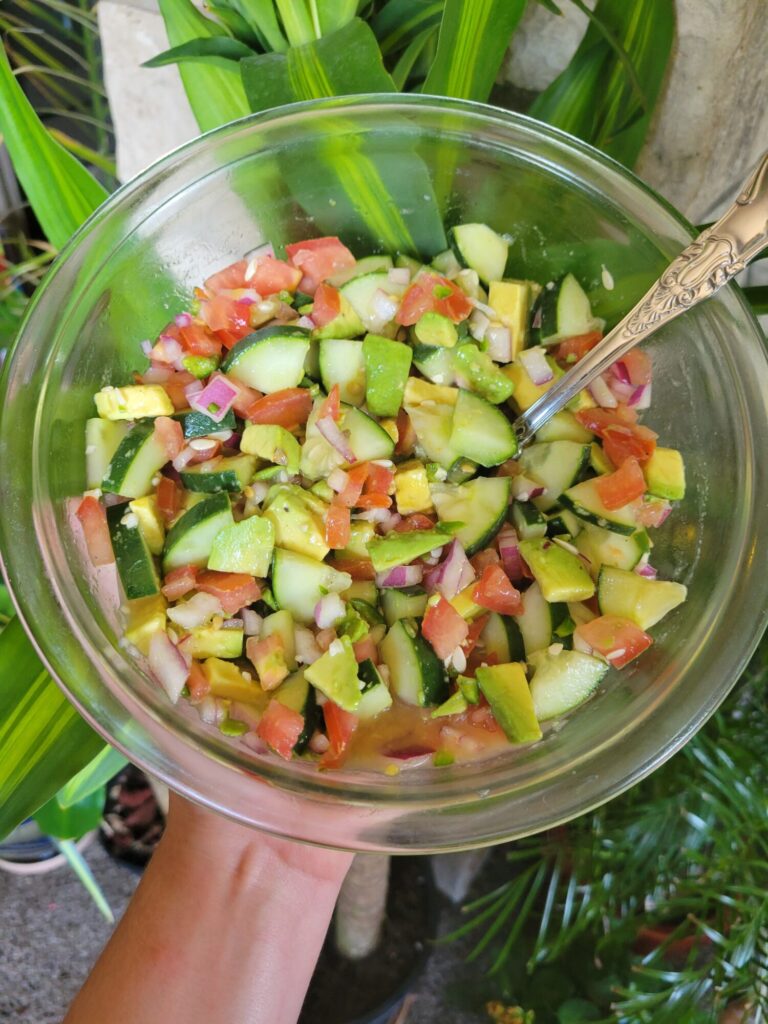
[368,529,453,573]
[362,334,413,416]
[207,515,275,577]
[476,663,542,743]
[304,636,362,712]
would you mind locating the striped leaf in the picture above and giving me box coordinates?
[0,44,107,250]
[371,0,443,57]
[423,0,527,102]
[0,617,106,840]
[156,0,250,132]
[144,37,256,70]
[57,745,128,810]
[213,0,289,52]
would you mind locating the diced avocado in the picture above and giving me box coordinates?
[362,334,412,416]
[241,423,301,472]
[304,636,361,711]
[190,626,245,660]
[528,648,607,721]
[458,675,480,704]
[597,566,687,630]
[488,280,531,358]
[180,454,257,493]
[503,356,563,413]
[202,657,264,702]
[340,521,376,560]
[519,537,595,603]
[404,377,459,407]
[128,495,165,555]
[207,515,275,576]
[368,529,451,573]
[124,594,167,655]
[644,447,686,501]
[534,410,593,445]
[85,418,130,488]
[431,690,469,718]
[262,609,297,671]
[566,388,596,413]
[248,633,290,690]
[475,663,542,743]
[394,460,432,515]
[452,344,514,404]
[310,480,334,503]
[590,442,613,475]
[263,484,329,561]
[107,503,160,600]
[95,384,173,421]
[311,290,364,340]
[412,311,458,348]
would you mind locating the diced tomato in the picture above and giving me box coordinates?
[285,236,356,295]
[246,633,289,690]
[393,513,436,532]
[247,256,301,296]
[421,597,469,660]
[365,463,394,495]
[472,565,523,616]
[178,322,222,358]
[153,416,184,461]
[470,548,500,575]
[574,614,652,669]
[556,331,602,365]
[204,260,248,294]
[575,405,638,433]
[187,661,210,702]
[245,387,313,428]
[161,370,197,411]
[468,704,503,733]
[330,557,376,580]
[334,462,368,507]
[575,406,657,466]
[353,633,378,664]
[635,497,672,528]
[395,273,473,326]
[75,496,114,567]
[311,282,342,328]
[619,349,652,387]
[196,571,261,616]
[161,564,198,600]
[595,456,646,511]
[325,504,351,549]
[321,701,359,768]
[462,613,490,657]
[257,700,304,761]
[355,493,391,510]
[466,648,500,676]
[156,476,183,526]
[318,383,341,422]
[200,295,252,347]
[209,371,262,417]
[395,408,416,456]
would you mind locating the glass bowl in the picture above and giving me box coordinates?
[2,96,767,853]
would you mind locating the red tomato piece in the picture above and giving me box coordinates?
[472,565,523,616]
[160,370,197,412]
[178,322,222,358]
[619,349,652,386]
[318,383,341,422]
[462,613,490,657]
[421,597,469,660]
[330,556,376,581]
[248,256,301,296]
[334,462,368,508]
[365,463,395,495]
[161,564,198,600]
[393,512,436,532]
[204,260,248,294]
[574,614,652,669]
[200,295,250,339]
[153,416,184,461]
[355,493,391,510]
[325,504,351,550]
[321,701,359,768]
[75,496,114,567]
[395,273,473,326]
[353,634,378,664]
[575,405,638,434]
[285,236,356,295]
[187,661,210,702]
[257,700,304,761]
[395,408,416,456]
[470,548,501,575]
[247,633,289,690]
[156,476,183,526]
[603,423,657,467]
[311,282,342,328]
[556,331,602,365]
[245,387,313,428]
[595,456,646,511]
[196,571,261,616]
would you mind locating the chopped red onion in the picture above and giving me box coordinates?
[383,744,435,760]
[184,379,204,400]
[222,618,243,630]
[368,289,400,332]
[388,266,411,286]
[553,536,580,557]
[172,445,198,472]
[189,375,238,423]
[629,383,651,409]
[241,609,263,636]
[314,592,346,630]
[244,241,275,271]
[309,731,330,754]
[187,438,221,463]
[167,592,223,630]
[151,336,184,368]
[423,539,474,600]
[497,526,528,581]
[375,564,423,589]
[296,315,315,330]
[148,631,189,704]
[316,415,356,462]
[328,467,350,493]
[531,307,542,330]
[588,374,618,409]
[174,312,192,328]
[519,347,554,385]
[140,339,153,357]
[380,511,403,533]
[607,377,636,404]
[635,562,658,579]
[198,696,227,725]
[572,632,593,655]
[141,365,173,384]
[486,324,512,363]
[295,626,322,666]
[611,360,631,384]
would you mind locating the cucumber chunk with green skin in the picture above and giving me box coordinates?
[300,401,395,480]
[452,345,514,405]
[517,582,569,657]
[174,408,236,439]
[271,548,352,625]
[528,649,607,721]
[450,223,509,285]
[180,454,256,493]
[518,441,591,512]
[574,522,649,575]
[411,344,455,385]
[534,273,603,346]
[241,424,300,471]
[533,410,593,445]
[86,418,130,489]
[511,501,548,541]
[412,311,458,348]
[382,586,428,627]
[519,537,595,603]
[368,529,452,573]
[363,334,412,416]
[380,618,446,707]
[343,580,378,605]
[643,447,686,501]
[327,254,393,288]
[431,476,510,555]
[431,248,463,277]
[221,326,311,392]
[207,515,274,577]
[163,492,234,572]
[356,659,393,720]
[481,612,525,664]
[311,290,364,340]
[319,339,366,406]
[274,669,318,752]
[449,389,517,467]
[304,636,361,712]
[107,503,160,599]
[597,566,687,630]
[476,663,542,743]
[560,477,639,535]
[340,270,401,336]
[545,509,583,539]
[102,422,169,500]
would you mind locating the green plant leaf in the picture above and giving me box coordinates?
[57,745,128,809]
[422,0,527,102]
[274,0,316,46]
[33,786,105,840]
[743,285,768,317]
[0,45,107,249]
[391,23,440,90]
[55,838,114,922]
[371,0,443,56]
[156,0,250,131]
[0,617,106,840]
[315,0,358,35]
[216,0,288,51]
[144,36,256,69]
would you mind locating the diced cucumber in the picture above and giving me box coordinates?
[534,410,593,444]
[561,478,639,535]
[518,441,590,512]
[517,582,569,657]
[481,612,525,663]
[431,476,510,555]
[431,248,463,277]
[574,522,649,575]
[379,618,447,707]
[271,548,352,625]
[382,587,428,627]
[343,405,395,462]
[449,223,509,285]
[535,273,602,345]
[362,335,412,417]
[511,501,548,541]
[221,325,311,392]
[319,339,366,406]
[458,675,480,704]
[412,344,455,385]
[85,418,129,489]
[528,649,608,721]
[340,271,401,336]
[644,447,686,501]
[356,659,393,720]
[174,408,236,439]
[342,579,378,605]
[102,422,168,500]
[274,669,318,752]
[475,663,541,743]
[163,492,234,572]
[180,454,256,493]
[545,509,582,538]
[395,253,423,274]
[107,503,160,599]
[519,538,595,603]
[207,514,275,577]
[327,254,393,287]
[597,566,687,630]
[449,389,517,467]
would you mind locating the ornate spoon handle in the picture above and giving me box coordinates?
[515,151,768,448]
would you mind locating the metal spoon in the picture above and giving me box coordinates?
[513,151,768,451]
